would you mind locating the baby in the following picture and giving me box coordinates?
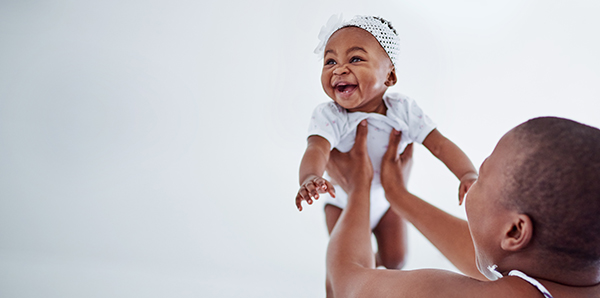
[295,15,478,269]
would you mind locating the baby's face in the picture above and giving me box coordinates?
[321,27,395,113]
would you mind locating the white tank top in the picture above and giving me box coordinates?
[508,270,554,298]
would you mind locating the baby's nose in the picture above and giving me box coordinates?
[333,65,349,75]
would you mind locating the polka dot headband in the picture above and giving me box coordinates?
[314,14,401,67]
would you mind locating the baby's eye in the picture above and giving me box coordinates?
[350,57,363,63]
[325,59,337,65]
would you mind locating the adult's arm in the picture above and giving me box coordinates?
[381,130,486,280]
[324,120,376,296]
[324,124,527,297]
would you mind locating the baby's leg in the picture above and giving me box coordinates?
[372,208,407,269]
[324,204,343,234]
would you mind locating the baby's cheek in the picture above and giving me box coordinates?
[321,73,331,90]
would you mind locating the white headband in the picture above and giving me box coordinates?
[314,14,401,67]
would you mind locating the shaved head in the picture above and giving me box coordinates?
[502,117,600,269]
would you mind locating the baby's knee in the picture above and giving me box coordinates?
[384,256,406,270]
[378,251,406,270]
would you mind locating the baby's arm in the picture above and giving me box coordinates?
[422,129,478,205]
[296,135,336,211]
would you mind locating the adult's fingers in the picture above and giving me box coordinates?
[353,120,369,153]
[327,148,342,178]
[329,148,341,162]
[400,143,413,162]
[384,129,402,161]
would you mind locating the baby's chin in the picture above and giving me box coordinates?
[331,100,356,110]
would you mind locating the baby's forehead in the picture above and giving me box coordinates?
[326,27,389,57]
[328,27,379,44]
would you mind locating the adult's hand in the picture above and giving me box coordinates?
[326,120,373,194]
[380,129,414,193]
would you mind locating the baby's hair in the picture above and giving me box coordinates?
[372,16,398,35]
[504,117,600,270]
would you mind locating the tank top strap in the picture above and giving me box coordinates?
[508,270,554,298]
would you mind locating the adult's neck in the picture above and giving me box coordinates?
[501,253,600,286]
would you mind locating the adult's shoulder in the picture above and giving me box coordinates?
[344,268,545,298]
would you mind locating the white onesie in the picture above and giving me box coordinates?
[308,92,436,228]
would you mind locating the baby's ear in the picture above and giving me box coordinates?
[501,214,533,252]
[385,68,397,87]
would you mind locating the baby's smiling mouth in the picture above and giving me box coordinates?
[335,83,357,93]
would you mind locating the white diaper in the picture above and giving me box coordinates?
[322,184,390,229]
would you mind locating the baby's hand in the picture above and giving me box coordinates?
[458,173,478,205]
[296,176,335,211]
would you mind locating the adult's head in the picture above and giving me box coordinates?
[465,117,600,281]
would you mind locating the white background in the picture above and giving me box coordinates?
[1,1,599,297]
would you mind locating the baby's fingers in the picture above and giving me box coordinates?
[296,184,318,210]
[458,184,468,206]
[296,189,312,211]
[314,179,329,193]
[296,192,304,211]
[305,182,320,202]
[321,180,336,198]
[458,177,476,206]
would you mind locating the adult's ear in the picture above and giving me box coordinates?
[500,214,533,252]
[385,68,397,87]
